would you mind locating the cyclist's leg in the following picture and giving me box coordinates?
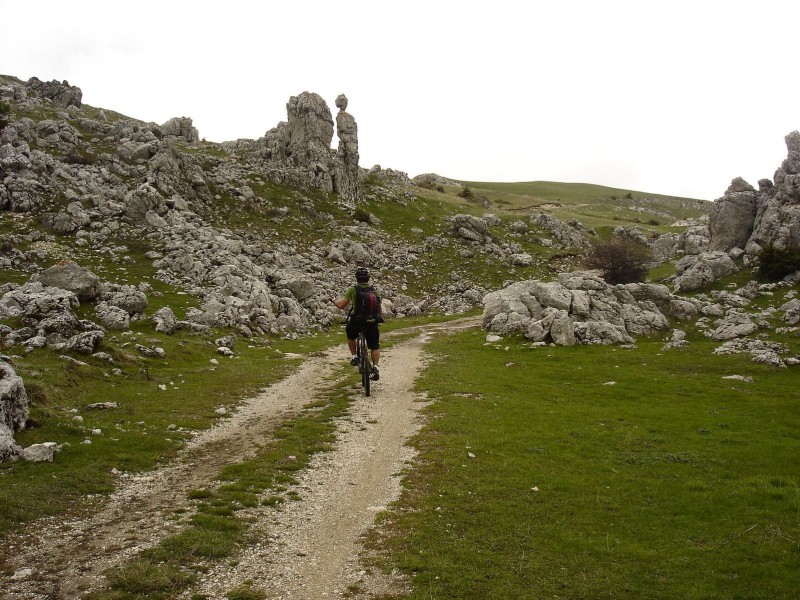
[345,321,359,364]
[366,324,380,370]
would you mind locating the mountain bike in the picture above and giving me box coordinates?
[356,330,371,397]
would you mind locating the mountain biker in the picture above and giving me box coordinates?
[331,267,382,381]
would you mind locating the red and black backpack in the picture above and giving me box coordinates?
[353,285,380,324]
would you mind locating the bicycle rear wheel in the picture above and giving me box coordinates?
[359,333,371,396]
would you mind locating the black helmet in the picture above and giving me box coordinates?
[355,267,370,282]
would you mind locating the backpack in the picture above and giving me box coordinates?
[352,285,380,324]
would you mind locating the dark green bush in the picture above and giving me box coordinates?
[458,186,474,199]
[353,206,371,223]
[757,244,800,281]
[0,101,10,132]
[584,238,653,284]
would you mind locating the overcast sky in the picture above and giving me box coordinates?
[2,0,799,200]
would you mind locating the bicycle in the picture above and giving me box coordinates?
[356,329,371,397]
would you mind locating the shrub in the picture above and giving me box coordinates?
[353,206,371,223]
[362,172,381,187]
[64,150,96,165]
[0,100,10,132]
[458,186,474,199]
[757,244,800,281]
[584,238,653,284]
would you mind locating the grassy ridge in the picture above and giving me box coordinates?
[374,325,800,599]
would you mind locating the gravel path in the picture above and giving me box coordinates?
[1,318,479,600]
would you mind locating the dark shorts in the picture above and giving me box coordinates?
[346,320,380,350]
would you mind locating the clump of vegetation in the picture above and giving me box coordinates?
[64,150,97,165]
[353,206,371,223]
[0,100,11,132]
[584,238,653,284]
[362,172,382,188]
[757,244,800,281]
[226,583,267,600]
[458,186,474,199]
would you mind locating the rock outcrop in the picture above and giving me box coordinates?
[482,271,696,345]
[0,360,29,461]
[332,94,362,208]
[710,131,800,258]
[231,91,364,208]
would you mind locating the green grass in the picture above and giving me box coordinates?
[0,325,345,538]
[85,364,357,599]
[371,327,800,599]
[454,180,709,238]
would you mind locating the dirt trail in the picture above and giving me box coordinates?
[1,317,480,600]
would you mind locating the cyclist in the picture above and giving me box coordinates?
[331,267,382,380]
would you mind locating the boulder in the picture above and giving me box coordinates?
[0,360,29,462]
[673,252,738,292]
[32,260,100,302]
[709,311,758,340]
[152,306,178,334]
[95,301,130,330]
[64,330,105,355]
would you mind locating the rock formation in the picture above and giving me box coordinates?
[256,91,362,208]
[0,359,29,461]
[709,131,800,258]
[333,94,362,208]
[482,271,696,345]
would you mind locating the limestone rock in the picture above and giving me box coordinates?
[710,132,800,257]
[32,260,100,302]
[333,94,362,208]
[21,442,58,462]
[65,330,105,355]
[673,252,738,292]
[709,178,757,252]
[152,307,178,334]
[531,214,589,248]
[160,117,199,144]
[0,360,29,462]
[26,77,82,107]
[482,271,679,346]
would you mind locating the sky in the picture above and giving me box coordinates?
[2,0,799,200]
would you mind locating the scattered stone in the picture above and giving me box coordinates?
[86,402,120,410]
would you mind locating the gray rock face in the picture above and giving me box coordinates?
[709,178,757,252]
[0,360,29,462]
[482,271,683,345]
[710,132,800,256]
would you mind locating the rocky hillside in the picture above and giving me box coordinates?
[2,73,799,462]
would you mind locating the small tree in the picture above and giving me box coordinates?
[0,101,10,133]
[584,238,653,284]
[757,244,800,281]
